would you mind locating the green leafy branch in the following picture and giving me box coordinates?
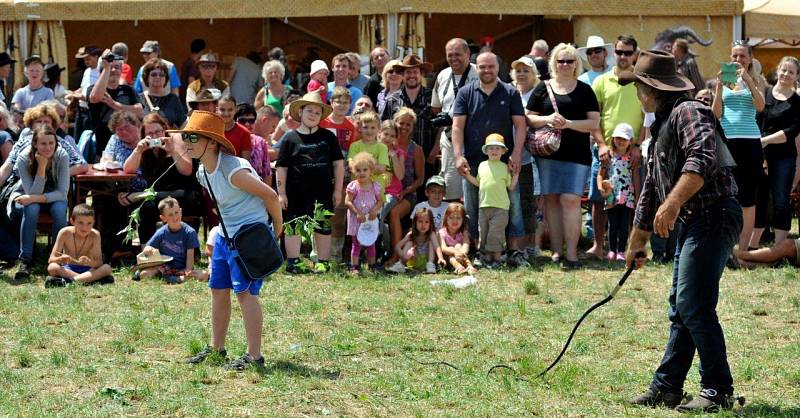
[117,159,178,244]
[283,201,333,245]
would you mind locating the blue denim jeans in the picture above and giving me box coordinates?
[652,197,742,395]
[0,221,20,262]
[15,200,68,261]
[755,156,796,231]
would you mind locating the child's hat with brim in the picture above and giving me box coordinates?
[482,133,508,154]
[288,90,333,122]
[135,249,173,270]
[166,110,236,155]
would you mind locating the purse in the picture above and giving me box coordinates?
[203,167,283,281]
[525,80,562,157]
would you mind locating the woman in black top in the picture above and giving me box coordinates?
[755,56,800,244]
[525,43,600,267]
[139,58,187,128]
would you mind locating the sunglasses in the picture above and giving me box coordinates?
[149,72,165,78]
[237,117,256,124]
[585,47,605,56]
[615,49,635,57]
[181,132,201,143]
[199,63,217,70]
[556,59,575,64]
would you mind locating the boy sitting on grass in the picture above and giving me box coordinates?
[134,197,200,284]
[46,204,114,287]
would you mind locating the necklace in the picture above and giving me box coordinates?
[72,233,89,259]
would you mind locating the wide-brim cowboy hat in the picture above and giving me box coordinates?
[196,52,220,68]
[135,249,173,270]
[392,54,433,74]
[166,110,236,155]
[288,90,333,122]
[577,35,615,69]
[618,49,694,92]
[0,52,16,66]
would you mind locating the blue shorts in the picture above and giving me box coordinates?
[209,233,263,295]
[65,264,91,274]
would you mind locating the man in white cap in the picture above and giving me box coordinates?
[134,40,180,96]
[577,35,614,86]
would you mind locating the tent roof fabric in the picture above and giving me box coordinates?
[0,0,742,21]
[744,0,800,39]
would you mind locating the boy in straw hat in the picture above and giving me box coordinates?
[459,133,519,268]
[276,90,345,273]
[173,110,283,371]
[620,50,743,412]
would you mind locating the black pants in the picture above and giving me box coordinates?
[607,205,633,253]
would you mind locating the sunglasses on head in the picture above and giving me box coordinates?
[615,49,635,57]
[181,132,201,143]
[586,47,605,56]
[237,117,256,124]
[556,59,575,64]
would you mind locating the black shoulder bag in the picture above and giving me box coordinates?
[202,164,283,281]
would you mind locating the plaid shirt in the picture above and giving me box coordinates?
[381,87,435,155]
[634,99,738,231]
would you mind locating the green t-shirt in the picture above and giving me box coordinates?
[477,159,511,209]
[592,70,644,143]
[348,140,390,186]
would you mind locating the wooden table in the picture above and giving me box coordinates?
[73,168,136,205]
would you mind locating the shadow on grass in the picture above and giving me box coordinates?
[735,403,800,417]
[256,360,340,380]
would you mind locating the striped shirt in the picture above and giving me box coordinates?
[719,86,761,139]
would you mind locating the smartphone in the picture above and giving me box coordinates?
[721,62,738,84]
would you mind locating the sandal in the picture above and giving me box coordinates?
[224,353,265,371]
[454,266,467,275]
[466,266,478,275]
[186,346,227,364]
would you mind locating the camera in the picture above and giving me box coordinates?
[103,53,120,63]
[430,113,453,128]
[146,137,163,148]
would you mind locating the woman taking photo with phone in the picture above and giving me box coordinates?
[712,41,765,258]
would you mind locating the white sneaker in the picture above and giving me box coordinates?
[386,261,406,273]
[426,261,436,273]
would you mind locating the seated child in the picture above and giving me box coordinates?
[411,175,448,230]
[135,197,200,284]
[438,202,477,275]
[460,133,519,268]
[46,204,114,287]
[344,152,384,272]
[386,207,444,274]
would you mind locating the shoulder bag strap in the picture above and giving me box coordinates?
[142,91,156,111]
[202,166,234,247]
[544,80,560,114]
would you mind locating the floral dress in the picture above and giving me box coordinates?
[605,153,635,210]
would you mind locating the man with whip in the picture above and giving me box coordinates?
[621,50,743,413]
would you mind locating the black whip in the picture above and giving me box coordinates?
[536,252,645,378]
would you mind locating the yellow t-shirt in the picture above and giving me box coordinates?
[477,160,511,210]
[592,70,644,143]
[348,140,390,189]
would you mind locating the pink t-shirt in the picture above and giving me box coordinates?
[383,146,407,198]
[439,227,465,247]
[249,134,271,179]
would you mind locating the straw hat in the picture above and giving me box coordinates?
[288,90,333,122]
[618,50,694,92]
[166,110,236,154]
[482,133,508,154]
[392,54,433,74]
[135,249,173,270]
[189,88,221,104]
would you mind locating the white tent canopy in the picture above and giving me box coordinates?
[744,0,800,41]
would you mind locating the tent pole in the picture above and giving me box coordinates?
[733,15,743,41]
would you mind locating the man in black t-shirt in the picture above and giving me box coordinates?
[88,50,143,155]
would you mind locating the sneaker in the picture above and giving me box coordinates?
[386,261,406,274]
[224,353,265,371]
[88,275,115,286]
[44,276,74,288]
[485,260,502,270]
[164,275,182,284]
[471,256,484,268]
[132,270,142,281]
[186,346,227,364]
[616,253,626,262]
[629,387,688,409]
[561,259,583,270]
[510,250,530,268]
[607,251,616,261]
[14,260,31,281]
[313,261,330,273]
[675,388,736,413]
[285,258,308,274]
[425,261,436,273]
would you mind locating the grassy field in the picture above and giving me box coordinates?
[0,255,798,417]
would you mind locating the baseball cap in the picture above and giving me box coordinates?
[425,175,446,189]
[140,40,160,54]
[612,123,634,140]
